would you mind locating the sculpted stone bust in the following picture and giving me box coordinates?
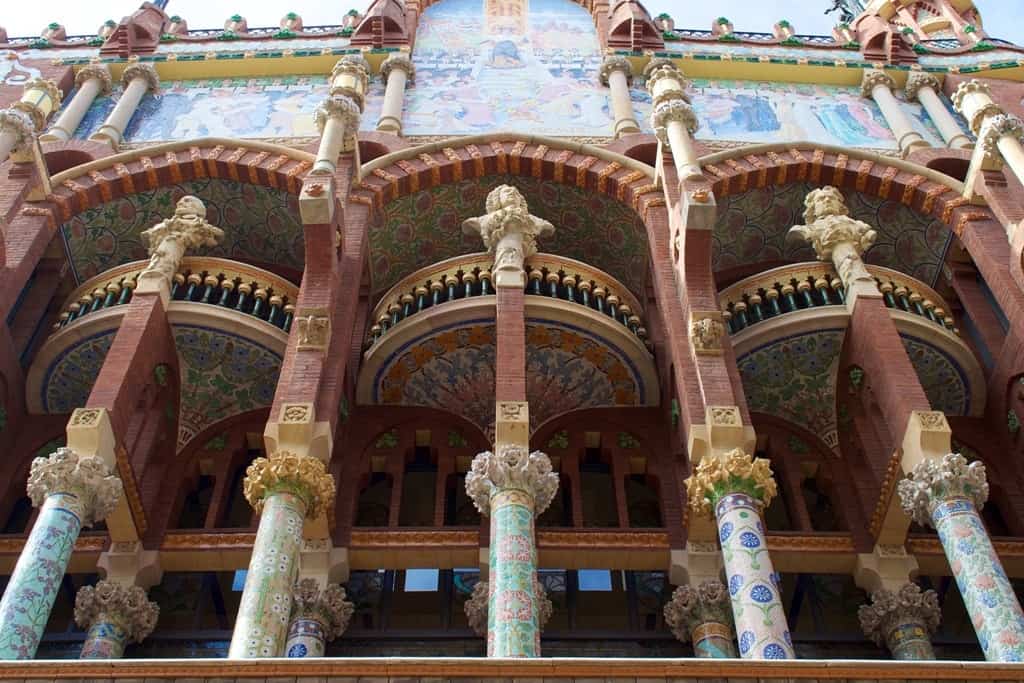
[463,185,554,287]
[139,196,225,287]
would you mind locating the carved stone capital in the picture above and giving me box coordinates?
[643,57,680,80]
[788,186,877,261]
[858,583,940,647]
[27,447,122,527]
[685,448,777,518]
[465,446,559,515]
[689,312,726,355]
[462,185,554,286]
[464,579,552,637]
[330,55,370,108]
[291,578,354,641]
[74,579,159,643]
[381,53,415,84]
[243,451,336,519]
[0,108,37,153]
[861,69,895,99]
[121,63,160,92]
[978,113,1024,165]
[599,56,633,86]
[897,452,988,527]
[75,63,114,96]
[651,99,699,140]
[904,72,940,103]
[663,580,733,642]
[314,94,361,134]
[139,196,225,287]
[951,79,992,113]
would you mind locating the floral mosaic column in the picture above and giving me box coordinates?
[466,446,558,657]
[464,578,553,640]
[686,449,795,660]
[899,453,1024,661]
[284,578,354,657]
[664,580,738,658]
[74,580,159,659]
[227,452,335,659]
[0,448,121,660]
[858,583,941,660]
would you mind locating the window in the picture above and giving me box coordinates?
[578,569,613,591]
[404,568,440,592]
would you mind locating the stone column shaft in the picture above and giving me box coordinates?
[377,54,414,135]
[906,74,972,149]
[600,57,640,138]
[42,65,112,142]
[652,100,703,181]
[862,71,929,156]
[312,95,360,176]
[91,65,158,149]
[0,109,35,163]
[995,124,1024,187]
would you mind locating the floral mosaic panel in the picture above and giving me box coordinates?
[713,181,953,286]
[372,175,649,297]
[736,329,844,451]
[60,178,304,284]
[900,334,970,415]
[173,325,281,451]
[41,329,117,413]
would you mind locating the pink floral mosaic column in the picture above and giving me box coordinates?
[899,453,1024,662]
[227,452,335,659]
[466,445,558,657]
[686,450,795,660]
[74,580,158,659]
[0,449,121,660]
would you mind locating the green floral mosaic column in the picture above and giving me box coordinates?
[284,578,353,657]
[859,583,941,660]
[74,580,159,658]
[899,453,1024,662]
[664,580,738,658]
[686,449,795,660]
[0,448,121,660]
[466,445,558,657]
[227,452,335,659]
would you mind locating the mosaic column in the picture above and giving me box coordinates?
[904,72,972,150]
[464,578,553,639]
[861,69,929,156]
[0,78,62,161]
[227,452,335,659]
[664,580,738,658]
[42,64,112,142]
[466,446,559,657]
[90,63,159,149]
[686,450,795,660]
[74,579,159,659]
[376,53,415,135]
[284,578,353,657]
[312,95,361,175]
[858,583,941,660]
[898,453,1024,661]
[0,448,121,660]
[599,56,640,137]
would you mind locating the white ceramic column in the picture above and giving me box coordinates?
[90,64,159,149]
[862,69,929,156]
[645,59,703,181]
[376,53,414,135]
[952,80,1002,137]
[904,72,972,150]
[0,109,35,163]
[954,80,1024,186]
[312,95,361,176]
[600,56,640,138]
[42,64,112,142]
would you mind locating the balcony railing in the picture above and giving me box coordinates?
[367,253,649,349]
[718,263,958,335]
[52,258,299,335]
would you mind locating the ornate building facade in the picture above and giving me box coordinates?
[0,0,1023,680]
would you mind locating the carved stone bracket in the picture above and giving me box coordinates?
[27,447,122,527]
[291,577,354,640]
[465,446,559,515]
[74,579,159,643]
[243,451,336,519]
[685,448,777,519]
[897,452,988,527]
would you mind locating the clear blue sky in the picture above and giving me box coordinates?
[2,0,1021,44]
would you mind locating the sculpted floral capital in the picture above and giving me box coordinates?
[903,72,940,103]
[861,69,895,99]
[0,108,37,153]
[858,583,941,647]
[599,56,633,86]
[381,53,415,84]
[26,447,122,527]
[121,63,160,92]
[291,578,354,640]
[897,452,988,527]
[465,445,559,514]
[951,79,992,114]
[75,63,114,95]
[139,196,225,285]
[314,94,361,134]
[664,580,733,642]
[651,99,699,140]
[978,113,1024,164]
[74,580,159,643]
[685,448,777,518]
[243,450,336,519]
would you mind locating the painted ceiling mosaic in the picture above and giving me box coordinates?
[60,178,304,284]
[41,329,117,414]
[372,175,649,297]
[713,181,952,286]
[370,318,650,433]
[900,334,970,415]
[174,325,281,451]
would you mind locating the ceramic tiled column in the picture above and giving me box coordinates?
[899,453,1024,661]
[861,69,929,156]
[42,64,113,142]
[858,583,941,660]
[904,72,972,150]
[664,580,738,658]
[377,53,414,135]
[90,64,159,149]
[466,446,559,657]
[686,449,795,660]
[284,578,353,657]
[228,452,335,659]
[74,580,159,658]
[0,448,121,659]
[599,56,640,137]
[464,578,553,639]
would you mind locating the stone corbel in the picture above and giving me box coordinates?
[900,410,952,474]
[298,538,350,585]
[299,176,336,226]
[689,311,726,356]
[854,544,920,594]
[669,542,724,588]
[98,541,162,589]
[263,402,334,464]
[495,401,529,448]
[687,405,756,465]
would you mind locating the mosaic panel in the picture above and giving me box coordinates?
[0,51,42,86]
[41,329,117,414]
[712,181,952,286]
[60,178,304,284]
[372,175,649,297]
[736,329,844,451]
[173,325,281,451]
[900,333,970,415]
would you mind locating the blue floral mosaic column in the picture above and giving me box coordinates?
[0,448,121,660]
[74,580,159,658]
[466,446,558,657]
[664,580,738,658]
[284,578,353,657]
[899,453,1024,661]
[858,583,941,660]
[228,452,335,659]
[686,450,795,660]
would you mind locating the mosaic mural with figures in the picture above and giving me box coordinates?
[173,326,282,451]
[59,178,304,284]
[41,330,117,414]
[713,181,953,286]
[372,175,649,297]
[371,319,651,433]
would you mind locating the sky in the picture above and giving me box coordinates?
[1,0,1022,44]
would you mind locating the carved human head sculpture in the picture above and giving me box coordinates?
[174,195,207,219]
[802,186,850,225]
[485,184,530,214]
